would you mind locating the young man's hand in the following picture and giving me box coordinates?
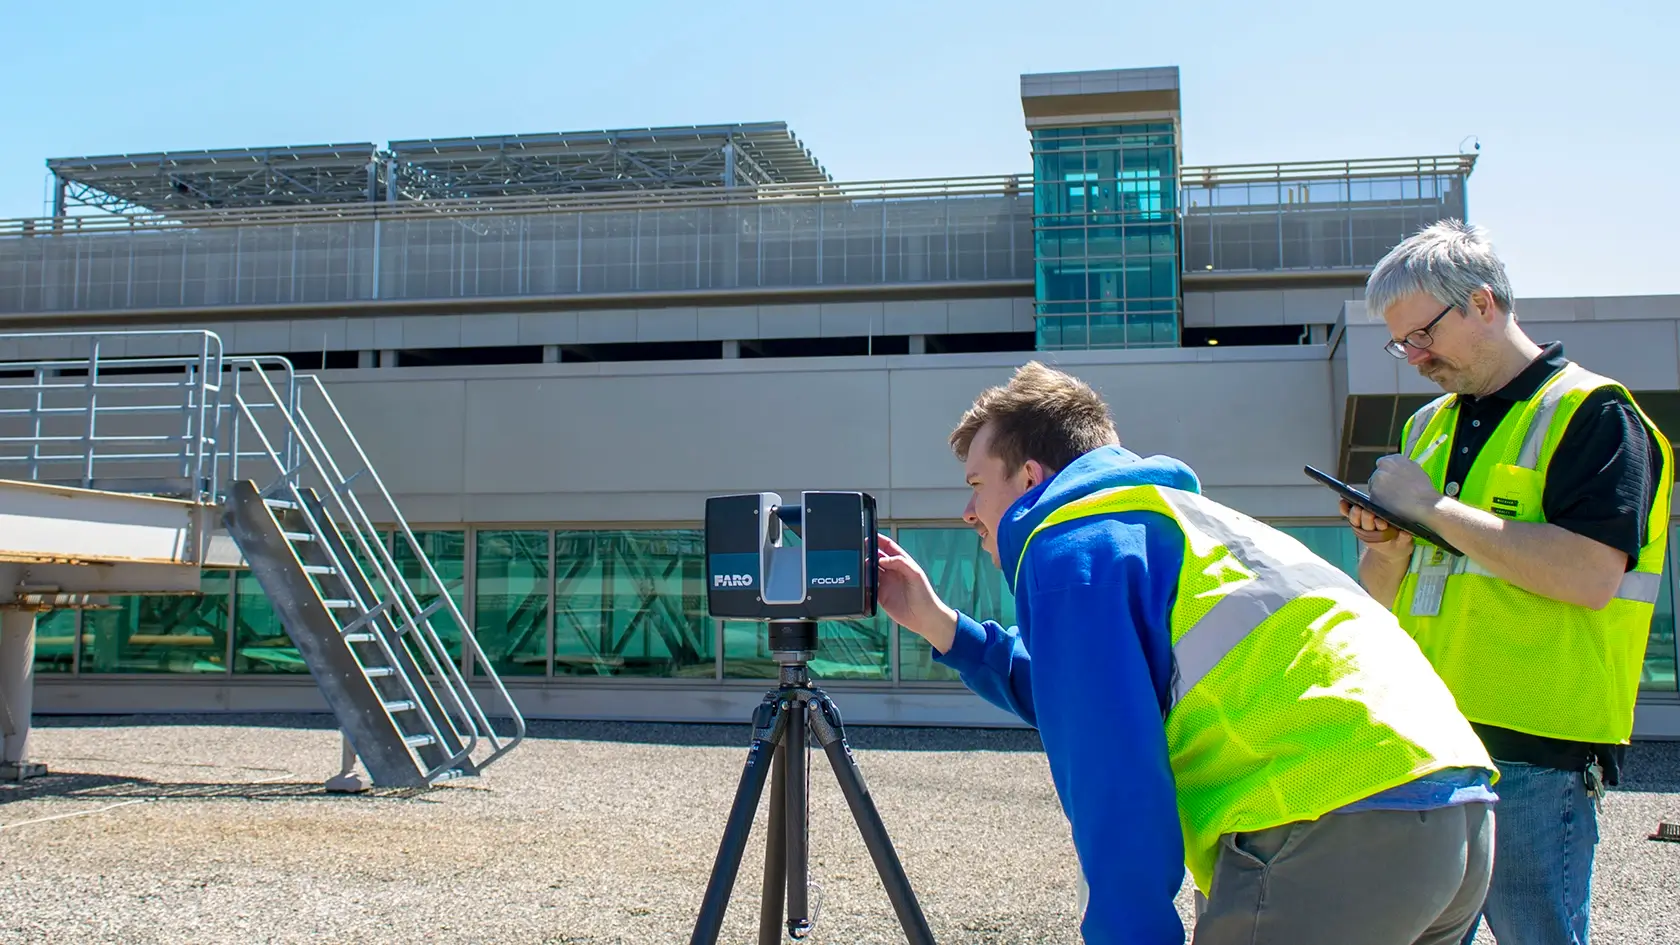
[876,533,958,652]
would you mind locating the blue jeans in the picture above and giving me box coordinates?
[1461,761,1598,945]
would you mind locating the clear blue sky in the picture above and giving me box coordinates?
[4,0,1676,298]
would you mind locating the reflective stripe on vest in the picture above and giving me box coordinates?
[1403,393,1455,456]
[1011,481,1498,896]
[1413,548,1664,604]
[1018,485,1365,710]
[1515,364,1593,468]
[1394,359,1675,744]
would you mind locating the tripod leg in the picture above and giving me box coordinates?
[690,696,789,945]
[784,695,813,938]
[809,691,936,945]
[757,741,787,945]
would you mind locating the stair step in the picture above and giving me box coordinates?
[322,599,357,610]
[363,666,396,678]
[302,565,336,575]
[263,497,299,510]
[281,531,315,542]
[383,700,417,713]
[403,734,436,748]
[433,768,467,783]
[343,633,376,644]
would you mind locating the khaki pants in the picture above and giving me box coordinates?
[1193,804,1494,945]
[1076,805,1493,945]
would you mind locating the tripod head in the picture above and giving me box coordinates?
[766,618,819,686]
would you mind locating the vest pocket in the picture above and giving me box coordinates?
[1478,464,1544,522]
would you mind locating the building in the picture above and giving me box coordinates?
[2,66,1676,737]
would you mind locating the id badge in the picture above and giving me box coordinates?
[1410,546,1451,617]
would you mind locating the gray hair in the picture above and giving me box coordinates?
[1365,219,1515,321]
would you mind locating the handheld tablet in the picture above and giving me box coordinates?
[1303,464,1463,557]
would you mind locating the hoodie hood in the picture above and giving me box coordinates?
[996,445,1201,592]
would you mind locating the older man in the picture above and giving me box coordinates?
[1344,219,1673,945]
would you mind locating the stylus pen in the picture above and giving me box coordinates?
[1415,433,1448,465]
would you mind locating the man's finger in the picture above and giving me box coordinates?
[877,533,906,554]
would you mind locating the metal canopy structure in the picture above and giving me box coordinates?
[48,143,382,215]
[46,123,831,215]
[387,122,830,199]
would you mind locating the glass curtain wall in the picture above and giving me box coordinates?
[895,528,1016,682]
[32,520,1680,694]
[80,571,232,673]
[473,530,550,676]
[551,529,714,678]
[33,609,78,674]
[1032,123,1180,351]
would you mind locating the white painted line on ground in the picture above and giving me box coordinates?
[0,798,151,831]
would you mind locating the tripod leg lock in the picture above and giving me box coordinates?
[807,690,845,748]
[750,695,782,743]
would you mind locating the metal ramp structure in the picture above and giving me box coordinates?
[0,330,524,787]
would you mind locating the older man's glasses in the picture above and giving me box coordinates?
[1383,304,1455,359]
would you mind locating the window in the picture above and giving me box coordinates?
[1031,122,1180,350]
[474,530,550,676]
[233,570,306,674]
[552,530,714,678]
[721,615,890,681]
[1119,169,1164,219]
[82,572,232,673]
[895,527,1016,682]
[394,530,467,662]
[1064,171,1097,202]
[33,609,77,673]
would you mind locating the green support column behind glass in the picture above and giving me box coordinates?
[895,528,1017,683]
[552,529,715,678]
[474,530,550,676]
[394,530,467,662]
[81,572,232,673]
[33,609,77,673]
[1032,123,1181,351]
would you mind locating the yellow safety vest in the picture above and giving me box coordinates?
[1394,362,1673,745]
[1016,484,1493,894]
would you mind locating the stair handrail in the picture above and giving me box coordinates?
[227,360,525,772]
[284,372,526,766]
[224,360,480,777]
[225,355,300,494]
[0,329,225,505]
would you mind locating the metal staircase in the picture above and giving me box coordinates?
[0,330,524,787]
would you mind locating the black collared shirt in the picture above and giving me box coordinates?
[1434,342,1662,779]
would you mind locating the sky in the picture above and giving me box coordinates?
[3,0,1676,299]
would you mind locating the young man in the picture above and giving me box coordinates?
[877,361,1498,945]
[1346,219,1672,945]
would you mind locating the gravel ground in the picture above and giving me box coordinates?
[1,714,1676,944]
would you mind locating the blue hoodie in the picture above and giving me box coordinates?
[934,444,1196,944]
[934,445,1494,943]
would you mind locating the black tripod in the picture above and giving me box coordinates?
[689,619,935,945]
